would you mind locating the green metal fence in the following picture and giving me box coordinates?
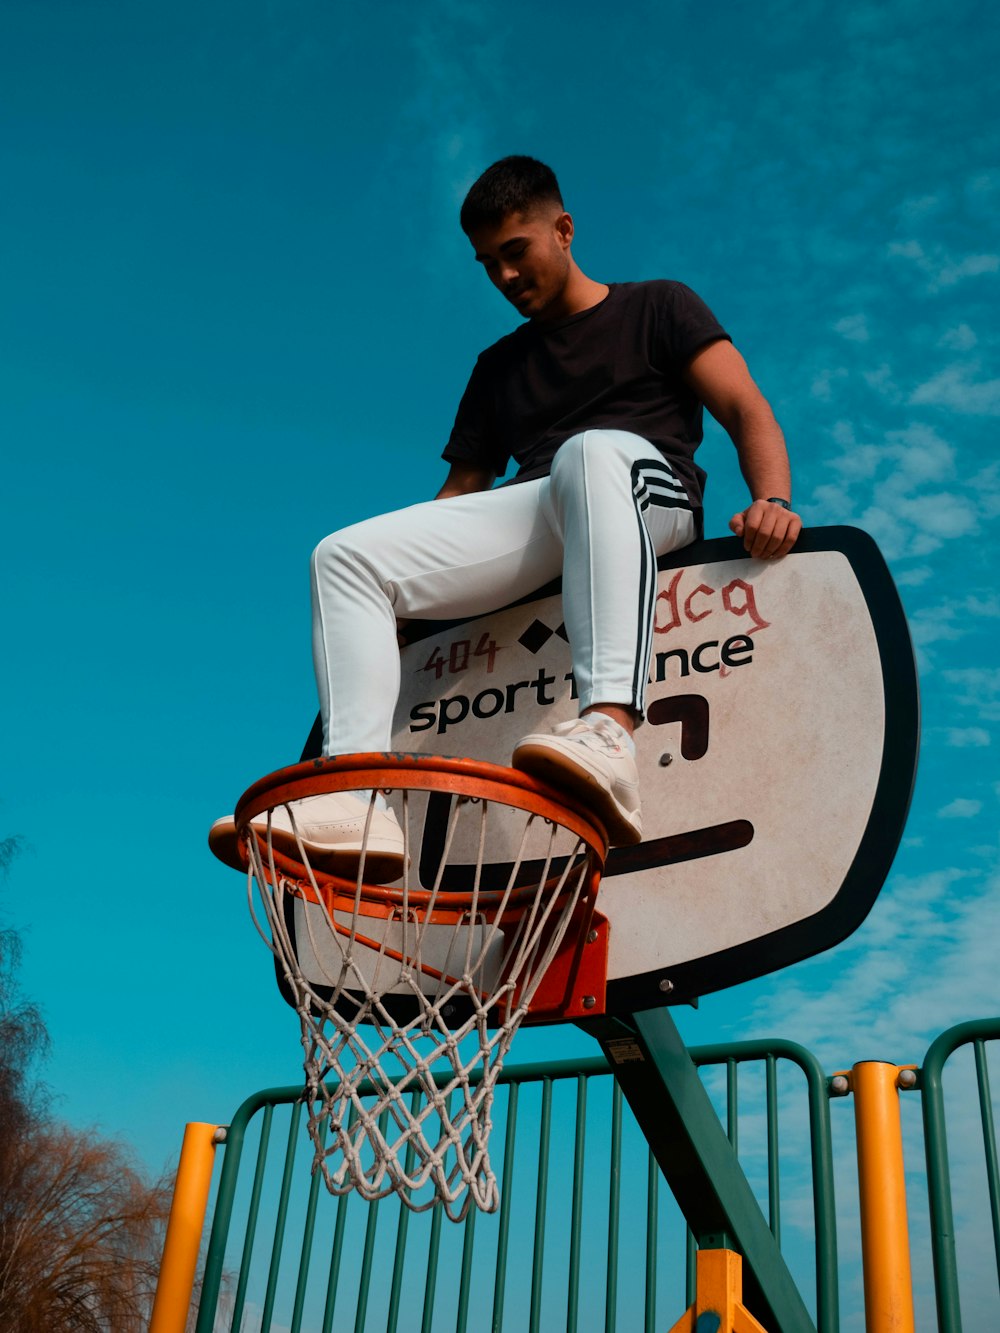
[162,1019,1000,1332]
[193,1040,837,1333]
[920,1018,1000,1333]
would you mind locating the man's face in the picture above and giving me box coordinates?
[468,208,574,322]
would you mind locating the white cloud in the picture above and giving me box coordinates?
[946,727,991,747]
[910,597,1000,660]
[834,313,870,343]
[880,423,957,492]
[740,863,1000,1066]
[810,367,849,402]
[897,192,944,222]
[910,362,1000,416]
[938,798,983,819]
[829,441,884,481]
[862,363,903,402]
[894,491,980,539]
[968,170,1000,199]
[803,482,856,523]
[940,323,977,351]
[942,668,1000,723]
[857,488,977,560]
[853,504,907,558]
[937,253,1000,286]
[806,414,997,562]
[968,463,1000,519]
[889,239,1000,291]
[965,594,1000,617]
[895,565,933,587]
[908,605,963,648]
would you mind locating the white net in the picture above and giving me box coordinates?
[242,771,602,1221]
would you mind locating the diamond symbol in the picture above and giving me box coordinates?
[519,620,554,654]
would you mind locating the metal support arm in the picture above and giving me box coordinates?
[580,1008,816,1333]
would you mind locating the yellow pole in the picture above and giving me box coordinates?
[149,1121,223,1333]
[850,1062,915,1333]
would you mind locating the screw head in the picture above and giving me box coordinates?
[897,1068,918,1089]
[586,929,598,944]
[658,978,674,993]
[659,753,673,767]
[830,1075,850,1095]
[582,995,596,1009]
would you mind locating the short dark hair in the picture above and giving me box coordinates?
[460,156,564,235]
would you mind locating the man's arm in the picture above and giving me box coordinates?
[435,462,497,499]
[684,340,802,559]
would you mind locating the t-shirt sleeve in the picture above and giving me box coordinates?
[661,282,732,365]
[442,356,510,476]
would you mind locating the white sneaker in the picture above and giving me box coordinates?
[511,717,643,846]
[209,791,406,883]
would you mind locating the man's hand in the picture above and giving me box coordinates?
[729,499,802,559]
[436,462,496,499]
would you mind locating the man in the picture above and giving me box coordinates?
[213,156,800,876]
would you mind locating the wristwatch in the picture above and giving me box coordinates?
[765,497,792,510]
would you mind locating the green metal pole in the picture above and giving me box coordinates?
[491,1082,519,1333]
[421,1200,444,1332]
[645,1148,658,1333]
[606,1080,623,1333]
[194,1092,263,1333]
[727,1058,739,1150]
[260,1101,304,1332]
[321,1102,360,1333]
[528,1077,553,1333]
[586,1009,817,1333]
[386,1092,422,1333]
[320,1186,351,1333]
[289,1116,328,1333]
[230,1104,274,1333]
[566,1074,587,1333]
[973,1042,1000,1291]
[919,1018,1000,1333]
[353,1168,383,1333]
[766,1055,781,1245]
[456,1205,478,1333]
[692,1039,836,1330]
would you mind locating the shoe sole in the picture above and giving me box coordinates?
[209,820,406,883]
[511,742,643,846]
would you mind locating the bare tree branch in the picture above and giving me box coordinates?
[0,833,188,1331]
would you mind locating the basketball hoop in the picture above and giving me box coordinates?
[229,753,608,1220]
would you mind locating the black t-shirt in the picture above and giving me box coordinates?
[442,280,730,515]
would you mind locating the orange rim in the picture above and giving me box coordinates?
[234,753,609,905]
[246,829,599,918]
[237,753,607,852]
[237,754,608,1019]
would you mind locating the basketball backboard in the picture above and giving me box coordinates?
[295,525,918,1013]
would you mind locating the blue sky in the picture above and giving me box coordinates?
[2,0,998,1318]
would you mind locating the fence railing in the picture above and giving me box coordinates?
[153,1019,1000,1333]
[183,1042,834,1333]
[920,1017,1000,1333]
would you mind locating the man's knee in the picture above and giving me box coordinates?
[312,530,345,570]
[311,526,371,583]
[550,428,649,489]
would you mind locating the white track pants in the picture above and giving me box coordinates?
[311,430,696,755]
